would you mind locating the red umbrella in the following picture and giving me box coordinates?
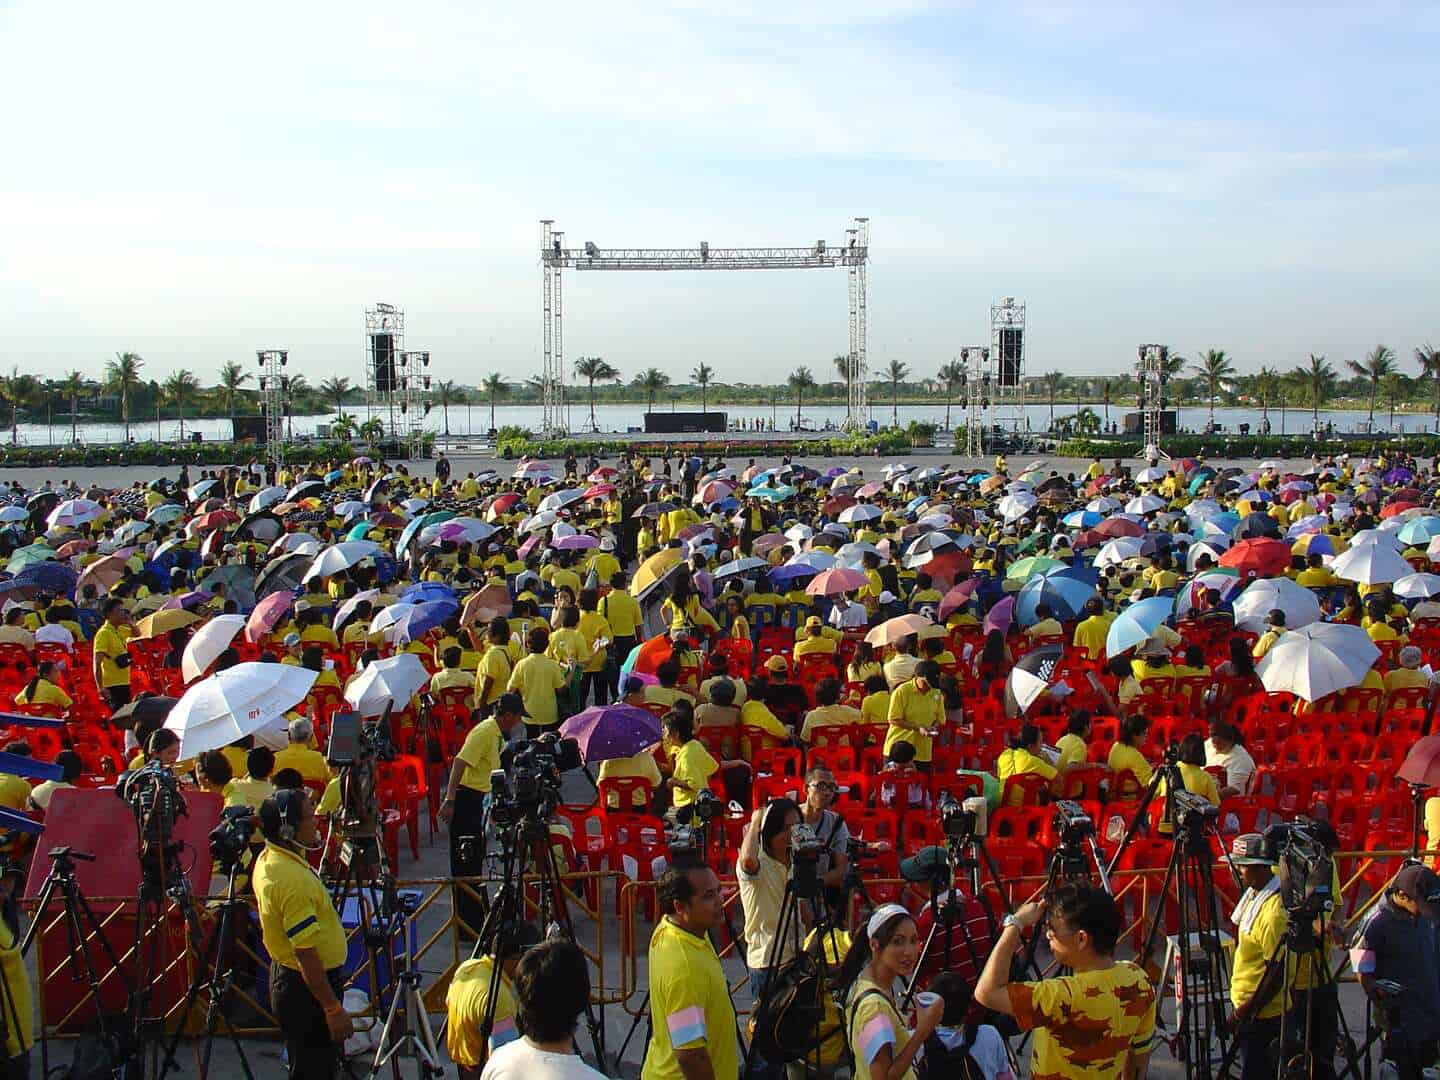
[1382,502,1421,519]
[915,549,972,588]
[189,509,239,535]
[588,467,619,481]
[1219,538,1291,577]
[1085,477,1112,496]
[583,483,616,500]
[1094,517,1144,539]
[823,495,857,516]
[245,592,293,643]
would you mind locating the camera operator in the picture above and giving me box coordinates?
[642,862,738,1080]
[738,797,803,1079]
[480,938,607,1080]
[1350,863,1440,1079]
[252,788,352,1078]
[0,862,32,1080]
[797,767,850,912]
[975,882,1155,1080]
[441,693,528,934]
[446,921,542,1077]
[1225,832,1290,1080]
[900,846,995,994]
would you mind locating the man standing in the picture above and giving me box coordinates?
[1226,832,1291,1080]
[93,599,134,709]
[1350,863,1440,1079]
[441,693,526,934]
[975,882,1155,1079]
[737,795,803,1077]
[643,863,739,1080]
[252,789,352,1077]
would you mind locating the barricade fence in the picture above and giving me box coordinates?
[23,851,1430,1046]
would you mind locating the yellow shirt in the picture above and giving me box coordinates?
[0,775,28,812]
[1385,667,1430,695]
[860,690,891,726]
[272,745,333,784]
[0,918,32,1057]
[846,976,916,1080]
[1008,961,1156,1077]
[546,627,589,666]
[884,681,943,763]
[93,622,132,688]
[600,590,641,638]
[1229,887,1290,1020]
[224,777,275,811]
[429,666,473,701]
[445,957,518,1065]
[578,610,612,674]
[598,750,662,808]
[800,704,862,742]
[996,748,1057,805]
[251,841,348,971]
[1108,743,1154,787]
[739,699,788,740]
[794,635,838,658]
[474,645,512,708]
[507,653,569,730]
[13,679,72,708]
[641,917,739,1080]
[1252,628,1283,659]
[1055,733,1088,770]
[669,739,718,809]
[455,718,505,793]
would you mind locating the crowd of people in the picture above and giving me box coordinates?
[0,442,1435,1078]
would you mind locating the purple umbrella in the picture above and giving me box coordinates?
[1385,467,1415,485]
[559,704,663,763]
[983,595,1014,637]
[555,533,600,551]
[161,590,210,611]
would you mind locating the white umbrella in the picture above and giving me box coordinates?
[784,524,814,543]
[997,493,1037,523]
[334,500,369,519]
[1331,541,1412,585]
[1256,623,1380,703]
[400,497,430,516]
[1135,467,1167,483]
[344,654,430,717]
[1259,460,1283,471]
[1184,499,1224,521]
[1086,497,1122,513]
[1232,577,1323,633]
[1125,495,1166,515]
[181,614,247,683]
[332,589,381,632]
[370,602,416,637]
[163,662,318,758]
[269,532,318,555]
[302,540,383,583]
[1349,528,1402,550]
[1186,540,1231,571]
[1095,536,1145,568]
[539,489,587,512]
[249,486,288,513]
[513,461,557,480]
[1394,572,1440,600]
[519,511,560,534]
[838,504,882,524]
[47,498,103,530]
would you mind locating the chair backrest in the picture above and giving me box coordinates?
[752,747,802,778]
[598,776,655,813]
[1000,772,1050,809]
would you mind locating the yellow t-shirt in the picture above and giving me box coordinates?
[1055,733,1088,770]
[860,690,891,726]
[0,918,33,1057]
[598,750,662,809]
[600,590,641,638]
[578,610,612,674]
[669,739,718,809]
[251,842,348,971]
[800,704,862,743]
[996,747,1057,806]
[846,976,916,1080]
[223,777,275,812]
[884,681,943,763]
[14,679,72,708]
[1008,961,1157,1078]
[641,917,739,1080]
[1229,887,1290,1020]
[507,653,568,730]
[0,774,30,811]
[739,700,788,740]
[1108,742,1154,787]
[272,745,333,784]
[456,718,504,793]
[474,645,512,708]
[445,956,518,1065]
[93,622,132,688]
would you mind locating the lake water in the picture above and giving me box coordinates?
[9,401,1438,445]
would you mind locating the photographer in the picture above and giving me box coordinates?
[798,767,850,903]
[252,788,352,1078]
[1351,863,1440,1079]
[442,693,527,934]
[974,883,1155,1080]
[446,921,541,1076]
[1225,832,1289,1080]
[901,846,995,994]
[0,862,32,1080]
[738,796,803,1074]
[642,862,738,1080]
[480,938,607,1080]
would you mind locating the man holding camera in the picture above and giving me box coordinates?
[441,693,527,935]
[643,862,738,1080]
[1350,863,1440,1079]
[738,798,803,1079]
[252,788,352,1077]
[901,846,995,994]
[1226,832,1291,1080]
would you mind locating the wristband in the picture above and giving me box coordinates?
[324,1002,347,1018]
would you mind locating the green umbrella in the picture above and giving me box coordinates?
[1005,555,1067,582]
[6,544,56,574]
[346,521,373,541]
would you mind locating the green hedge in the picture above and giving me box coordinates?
[0,441,370,469]
[494,428,916,460]
[1053,433,1440,460]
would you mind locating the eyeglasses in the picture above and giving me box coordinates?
[809,781,837,792]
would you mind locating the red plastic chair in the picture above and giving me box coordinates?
[831,770,869,808]
[752,774,803,806]
[846,808,901,851]
[1056,764,1111,802]
[752,747,802,778]
[598,776,655,814]
[807,745,855,773]
[1000,772,1051,809]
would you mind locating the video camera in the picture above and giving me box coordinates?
[938,793,989,842]
[665,790,723,857]
[1052,800,1095,846]
[208,805,257,870]
[1265,821,1334,921]
[788,822,825,898]
[325,710,395,768]
[1169,788,1220,834]
[489,731,582,835]
[117,761,188,889]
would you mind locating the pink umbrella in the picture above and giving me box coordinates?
[56,539,93,559]
[677,524,714,543]
[857,481,885,497]
[805,567,869,597]
[752,534,787,556]
[556,533,599,551]
[696,479,734,505]
[245,592,293,643]
[516,534,541,559]
[983,595,1015,637]
[937,580,980,620]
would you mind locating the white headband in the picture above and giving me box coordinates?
[866,903,911,941]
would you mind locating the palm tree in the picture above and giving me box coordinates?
[1294,354,1337,435]
[1383,372,1410,427]
[937,360,965,430]
[217,361,251,431]
[163,369,200,441]
[105,351,144,443]
[787,366,816,429]
[1348,344,1396,426]
[318,376,352,420]
[331,413,358,441]
[359,416,385,444]
[573,357,620,432]
[883,360,909,427]
[1,371,41,445]
[282,373,307,440]
[59,370,85,444]
[832,354,852,387]
[1043,371,1063,428]
[1252,366,1282,432]
[1415,343,1440,423]
[482,372,509,432]
[691,363,715,416]
[433,379,465,436]
[634,368,671,415]
[1191,349,1236,431]
[1100,379,1114,424]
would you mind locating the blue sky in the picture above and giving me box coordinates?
[1,1,1435,390]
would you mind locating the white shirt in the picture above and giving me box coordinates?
[479,1038,607,1080]
[931,1024,1015,1080]
[829,602,867,629]
[1204,738,1256,795]
[34,624,74,651]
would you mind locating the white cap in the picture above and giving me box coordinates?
[878,590,897,605]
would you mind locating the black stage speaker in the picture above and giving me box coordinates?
[997,328,1023,388]
[372,333,396,392]
[643,411,727,434]
[232,416,268,443]
[1122,410,1177,435]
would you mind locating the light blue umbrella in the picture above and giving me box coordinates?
[397,510,456,554]
[714,556,770,580]
[1015,570,1098,627]
[746,485,797,502]
[346,521,374,541]
[1104,596,1175,658]
[146,503,186,524]
[1062,510,1103,528]
[1397,516,1440,546]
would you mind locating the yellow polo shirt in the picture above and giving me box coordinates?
[455,718,505,794]
[251,841,348,971]
[445,956,518,1065]
[884,681,943,763]
[641,917,738,1080]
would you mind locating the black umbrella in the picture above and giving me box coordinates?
[1036,475,1071,495]
[110,694,178,731]
[255,551,309,601]
[234,510,284,543]
[1235,511,1280,540]
[1004,643,1065,719]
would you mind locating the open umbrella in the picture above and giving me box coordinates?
[1395,573,1440,600]
[1256,623,1379,703]
[1095,537,1145,569]
[134,608,202,640]
[1094,517,1144,539]
[560,704,662,763]
[983,596,1015,637]
[1331,541,1413,585]
[13,561,78,599]
[1005,643,1064,717]
[1232,577,1323,633]
[461,584,513,626]
[838,504,883,524]
[1105,596,1173,657]
[164,662,317,758]
[344,654,429,717]
[245,591,293,643]
[302,541,383,583]
[1016,570,1097,626]
[254,551,309,601]
[110,694,178,732]
[77,554,130,594]
[1218,538,1292,578]
[1005,556,1067,584]
[331,589,380,633]
[805,568,869,597]
[865,614,934,647]
[385,599,459,644]
[46,498,103,530]
[937,580,980,620]
[715,557,772,581]
[181,614,246,683]
[996,493,1036,523]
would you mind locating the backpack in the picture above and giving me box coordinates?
[750,953,835,1064]
[918,1026,986,1080]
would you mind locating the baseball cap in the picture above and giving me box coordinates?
[805,615,823,629]
[495,692,529,717]
[900,846,950,883]
[1393,863,1440,914]
[1230,833,1272,866]
[283,632,301,648]
[878,590,897,605]
[763,655,788,673]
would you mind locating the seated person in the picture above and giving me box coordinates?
[877,741,930,811]
[13,661,72,711]
[995,724,1058,806]
[694,677,741,734]
[224,747,277,811]
[272,718,333,783]
[699,656,747,707]
[739,680,792,753]
[757,656,810,720]
[793,617,839,659]
[644,660,695,710]
[27,749,82,813]
[800,678,862,743]
[859,675,891,727]
[445,921,542,1075]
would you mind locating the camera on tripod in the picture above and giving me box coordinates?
[1265,821,1334,919]
[788,822,825,898]
[1168,788,1220,834]
[665,790,723,857]
[489,732,583,834]
[117,761,188,887]
[938,793,989,842]
[1052,800,1095,846]
[207,805,257,870]
[326,709,396,767]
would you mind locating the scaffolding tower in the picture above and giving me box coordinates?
[398,350,433,459]
[540,217,871,433]
[365,302,405,447]
[1138,344,1168,461]
[960,346,989,458]
[989,297,1027,433]
[256,349,288,463]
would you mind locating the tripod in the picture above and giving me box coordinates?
[130,844,205,1080]
[154,862,257,1080]
[1023,813,1111,975]
[364,894,444,1079]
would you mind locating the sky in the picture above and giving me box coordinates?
[1,1,1437,391]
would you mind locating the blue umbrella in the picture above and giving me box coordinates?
[397,511,456,554]
[13,561,78,598]
[1105,596,1174,657]
[1015,569,1097,626]
[769,563,822,583]
[325,469,344,484]
[346,521,373,541]
[1397,517,1440,546]
[1062,510,1103,528]
[715,497,739,512]
[389,599,459,643]
[399,581,457,606]
[746,485,797,502]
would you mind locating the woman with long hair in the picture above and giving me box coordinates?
[837,905,944,1080]
[1210,635,1264,711]
[971,629,1012,691]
